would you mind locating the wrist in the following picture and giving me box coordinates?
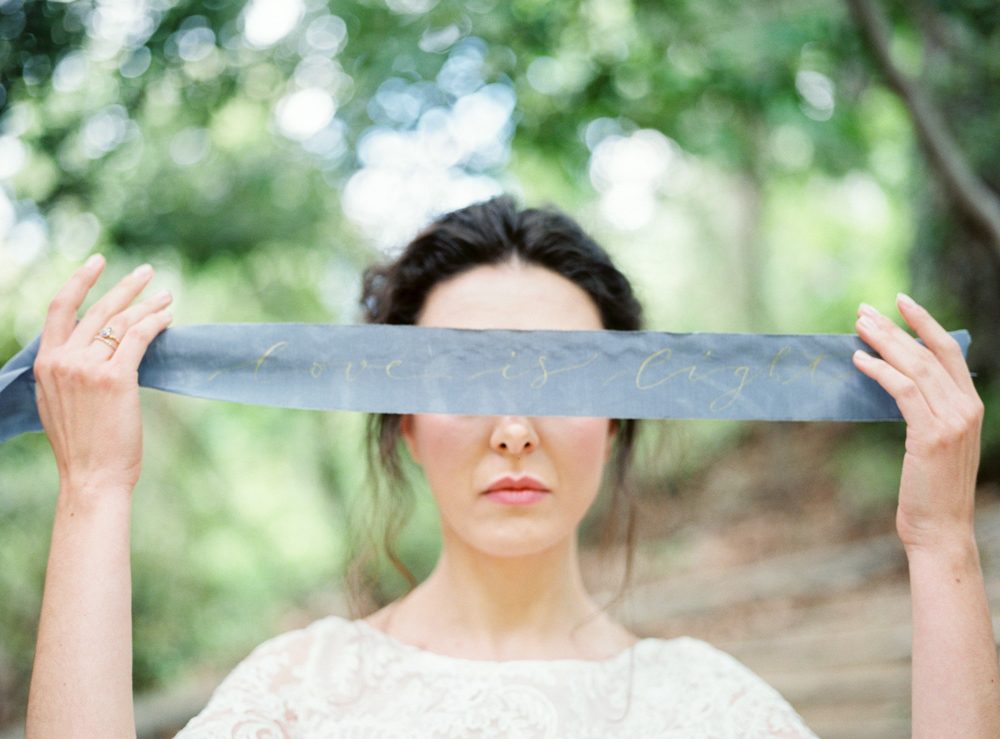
[904,530,981,574]
[58,477,134,511]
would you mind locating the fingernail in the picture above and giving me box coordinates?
[897,292,917,309]
[858,316,878,332]
[853,350,869,362]
[858,302,881,319]
[85,253,104,269]
[132,264,153,278]
[153,289,171,300]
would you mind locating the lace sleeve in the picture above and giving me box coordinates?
[689,640,819,739]
[172,625,317,739]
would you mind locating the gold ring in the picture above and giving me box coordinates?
[94,326,120,351]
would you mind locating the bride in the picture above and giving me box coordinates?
[24,197,999,737]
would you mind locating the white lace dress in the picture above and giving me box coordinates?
[174,615,818,738]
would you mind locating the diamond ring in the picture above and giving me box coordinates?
[94,326,120,351]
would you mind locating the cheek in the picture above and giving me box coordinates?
[541,417,613,496]
[409,415,489,489]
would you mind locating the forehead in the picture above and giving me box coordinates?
[416,261,604,331]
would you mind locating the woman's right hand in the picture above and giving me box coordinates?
[33,254,173,495]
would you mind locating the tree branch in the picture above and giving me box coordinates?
[845,0,1000,265]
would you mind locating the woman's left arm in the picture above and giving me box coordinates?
[853,293,1000,739]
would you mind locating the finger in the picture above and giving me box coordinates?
[67,263,155,350]
[86,289,173,361]
[855,308,960,420]
[39,254,106,351]
[853,350,934,427]
[112,309,173,370]
[894,293,977,396]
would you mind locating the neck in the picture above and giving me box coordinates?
[388,525,606,659]
[438,527,595,633]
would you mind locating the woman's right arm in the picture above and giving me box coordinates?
[25,254,173,739]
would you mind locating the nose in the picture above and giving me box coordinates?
[490,416,539,456]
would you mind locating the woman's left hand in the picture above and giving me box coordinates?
[852,293,984,553]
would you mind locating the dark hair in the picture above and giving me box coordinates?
[348,194,644,612]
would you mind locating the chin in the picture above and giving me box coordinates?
[462,520,572,558]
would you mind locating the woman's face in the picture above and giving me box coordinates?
[400,260,615,558]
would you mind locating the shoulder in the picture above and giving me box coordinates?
[210,616,363,695]
[632,634,780,694]
[632,637,818,738]
[634,634,761,678]
[244,615,365,668]
[174,617,364,738]
[252,614,360,653]
[631,634,734,666]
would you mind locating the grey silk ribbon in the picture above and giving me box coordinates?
[0,324,972,443]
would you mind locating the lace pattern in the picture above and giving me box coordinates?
[175,616,817,738]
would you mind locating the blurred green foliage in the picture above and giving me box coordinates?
[1,0,998,724]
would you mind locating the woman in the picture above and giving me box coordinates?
[25,197,999,738]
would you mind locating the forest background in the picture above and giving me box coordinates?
[0,0,999,730]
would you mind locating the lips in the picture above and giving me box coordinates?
[483,475,550,506]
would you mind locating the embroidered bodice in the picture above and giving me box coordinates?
[174,615,817,738]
